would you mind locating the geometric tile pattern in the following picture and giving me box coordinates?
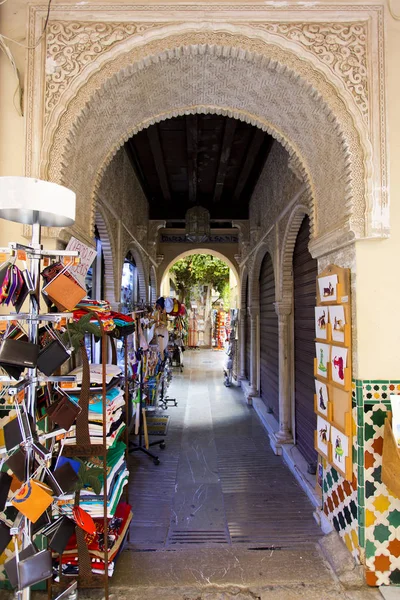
[322,379,400,585]
[322,397,360,562]
[363,396,400,586]
[323,461,360,562]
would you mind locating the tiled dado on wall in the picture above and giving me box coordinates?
[322,380,400,584]
[323,400,360,562]
[356,380,400,586]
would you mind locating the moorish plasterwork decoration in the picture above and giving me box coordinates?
[44,20,368,123]
[45,21,168,118]
[24,4,387,253]
[247,22,368,121]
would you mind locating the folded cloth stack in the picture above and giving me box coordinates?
[73,301,135,335]
[53,501,132,577]
[61,365,125,448]
[57,442,129,519]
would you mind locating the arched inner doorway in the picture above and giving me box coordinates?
[162,251,238,349]
[29,19,377,579]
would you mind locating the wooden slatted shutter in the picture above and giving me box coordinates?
[293,216,318,470]
[259,252,279,416]
[245,276,251,380]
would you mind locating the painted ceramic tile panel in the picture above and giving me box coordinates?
[315,379,329,417]
[316,343,330,379]
[329,305,346,344]
[315,307,328,340]
[317,415,330,456]
[331,425,349,471]
[331,346,348,386]
[318,274,338,303]
[322,402,359,563]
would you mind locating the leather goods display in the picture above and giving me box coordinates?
[0,338,39,369]
[37,339,70,376]
[46,462,79,496]
[0,520,11,555]
[43,516,76,554]
[46,394,81,431]
[12,479,53,523]
[42,269,86,312]
[18,549,52,589]
[4,543,36,588]
[53,461,79,494]
[6,448,27,481]
[72,505,96,535]
[0,471,12,511]
[4,414,32,451]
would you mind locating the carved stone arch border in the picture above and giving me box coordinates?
[33,23,380,247]
[240,266,249,311]
[123,243,148,307]
[149,266,157,304]
[249,239,276,311]
[280,204,312,306]
[94,209,117,307]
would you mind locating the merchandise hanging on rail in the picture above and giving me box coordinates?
[0,177,135,599]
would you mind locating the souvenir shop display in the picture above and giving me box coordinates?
[313,264,352,480]
[212,309,227,349]
[0,177,134,600]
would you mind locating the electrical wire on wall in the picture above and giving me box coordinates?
[0,0,52,116]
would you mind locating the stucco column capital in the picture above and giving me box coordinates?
[274,301,292,317]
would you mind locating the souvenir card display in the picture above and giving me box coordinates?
[314,265,352,480]
[315,307,329,341]
[314,380,329,418]
[315,343,330,379]
[315,416,330,459]
[317,273,338,303]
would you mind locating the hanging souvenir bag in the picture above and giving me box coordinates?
[42,260,86,311]
[37,324,71,376]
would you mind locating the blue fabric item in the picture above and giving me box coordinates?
[56,456,81,474]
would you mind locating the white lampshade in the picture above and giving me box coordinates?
[0,177,76,227]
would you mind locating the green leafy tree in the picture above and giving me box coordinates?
[170,254,230,306]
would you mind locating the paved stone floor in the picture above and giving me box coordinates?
[107,349,383,600]
[127,349,323,549]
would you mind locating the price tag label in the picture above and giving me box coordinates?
[0,322,7,332]
[17,250,27,261]
[0,253,8,264]
[60,382,74,389]
[43,257,50,267]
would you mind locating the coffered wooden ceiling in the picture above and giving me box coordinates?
[124,113,274,221]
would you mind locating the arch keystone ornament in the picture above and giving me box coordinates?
[25,5,387,250]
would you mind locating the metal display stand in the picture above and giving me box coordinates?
[129,348,165,465]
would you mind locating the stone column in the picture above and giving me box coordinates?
[274,301,294,444]
[249,306,259,396]
[238,307,247,380]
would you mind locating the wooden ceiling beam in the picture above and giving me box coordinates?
[147,124,171,202]
[213,118,237,203]
[186,114,198,204]
[232,128,266,203]
[124,140,153,203]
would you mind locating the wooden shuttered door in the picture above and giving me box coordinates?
[259,252,279,416]
[293,216,318,470]
[245,277,251,380]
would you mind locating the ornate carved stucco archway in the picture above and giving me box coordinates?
[25,6,387,255]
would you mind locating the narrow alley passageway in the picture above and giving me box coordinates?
[127,349,322,549]
[107,350,381,600]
